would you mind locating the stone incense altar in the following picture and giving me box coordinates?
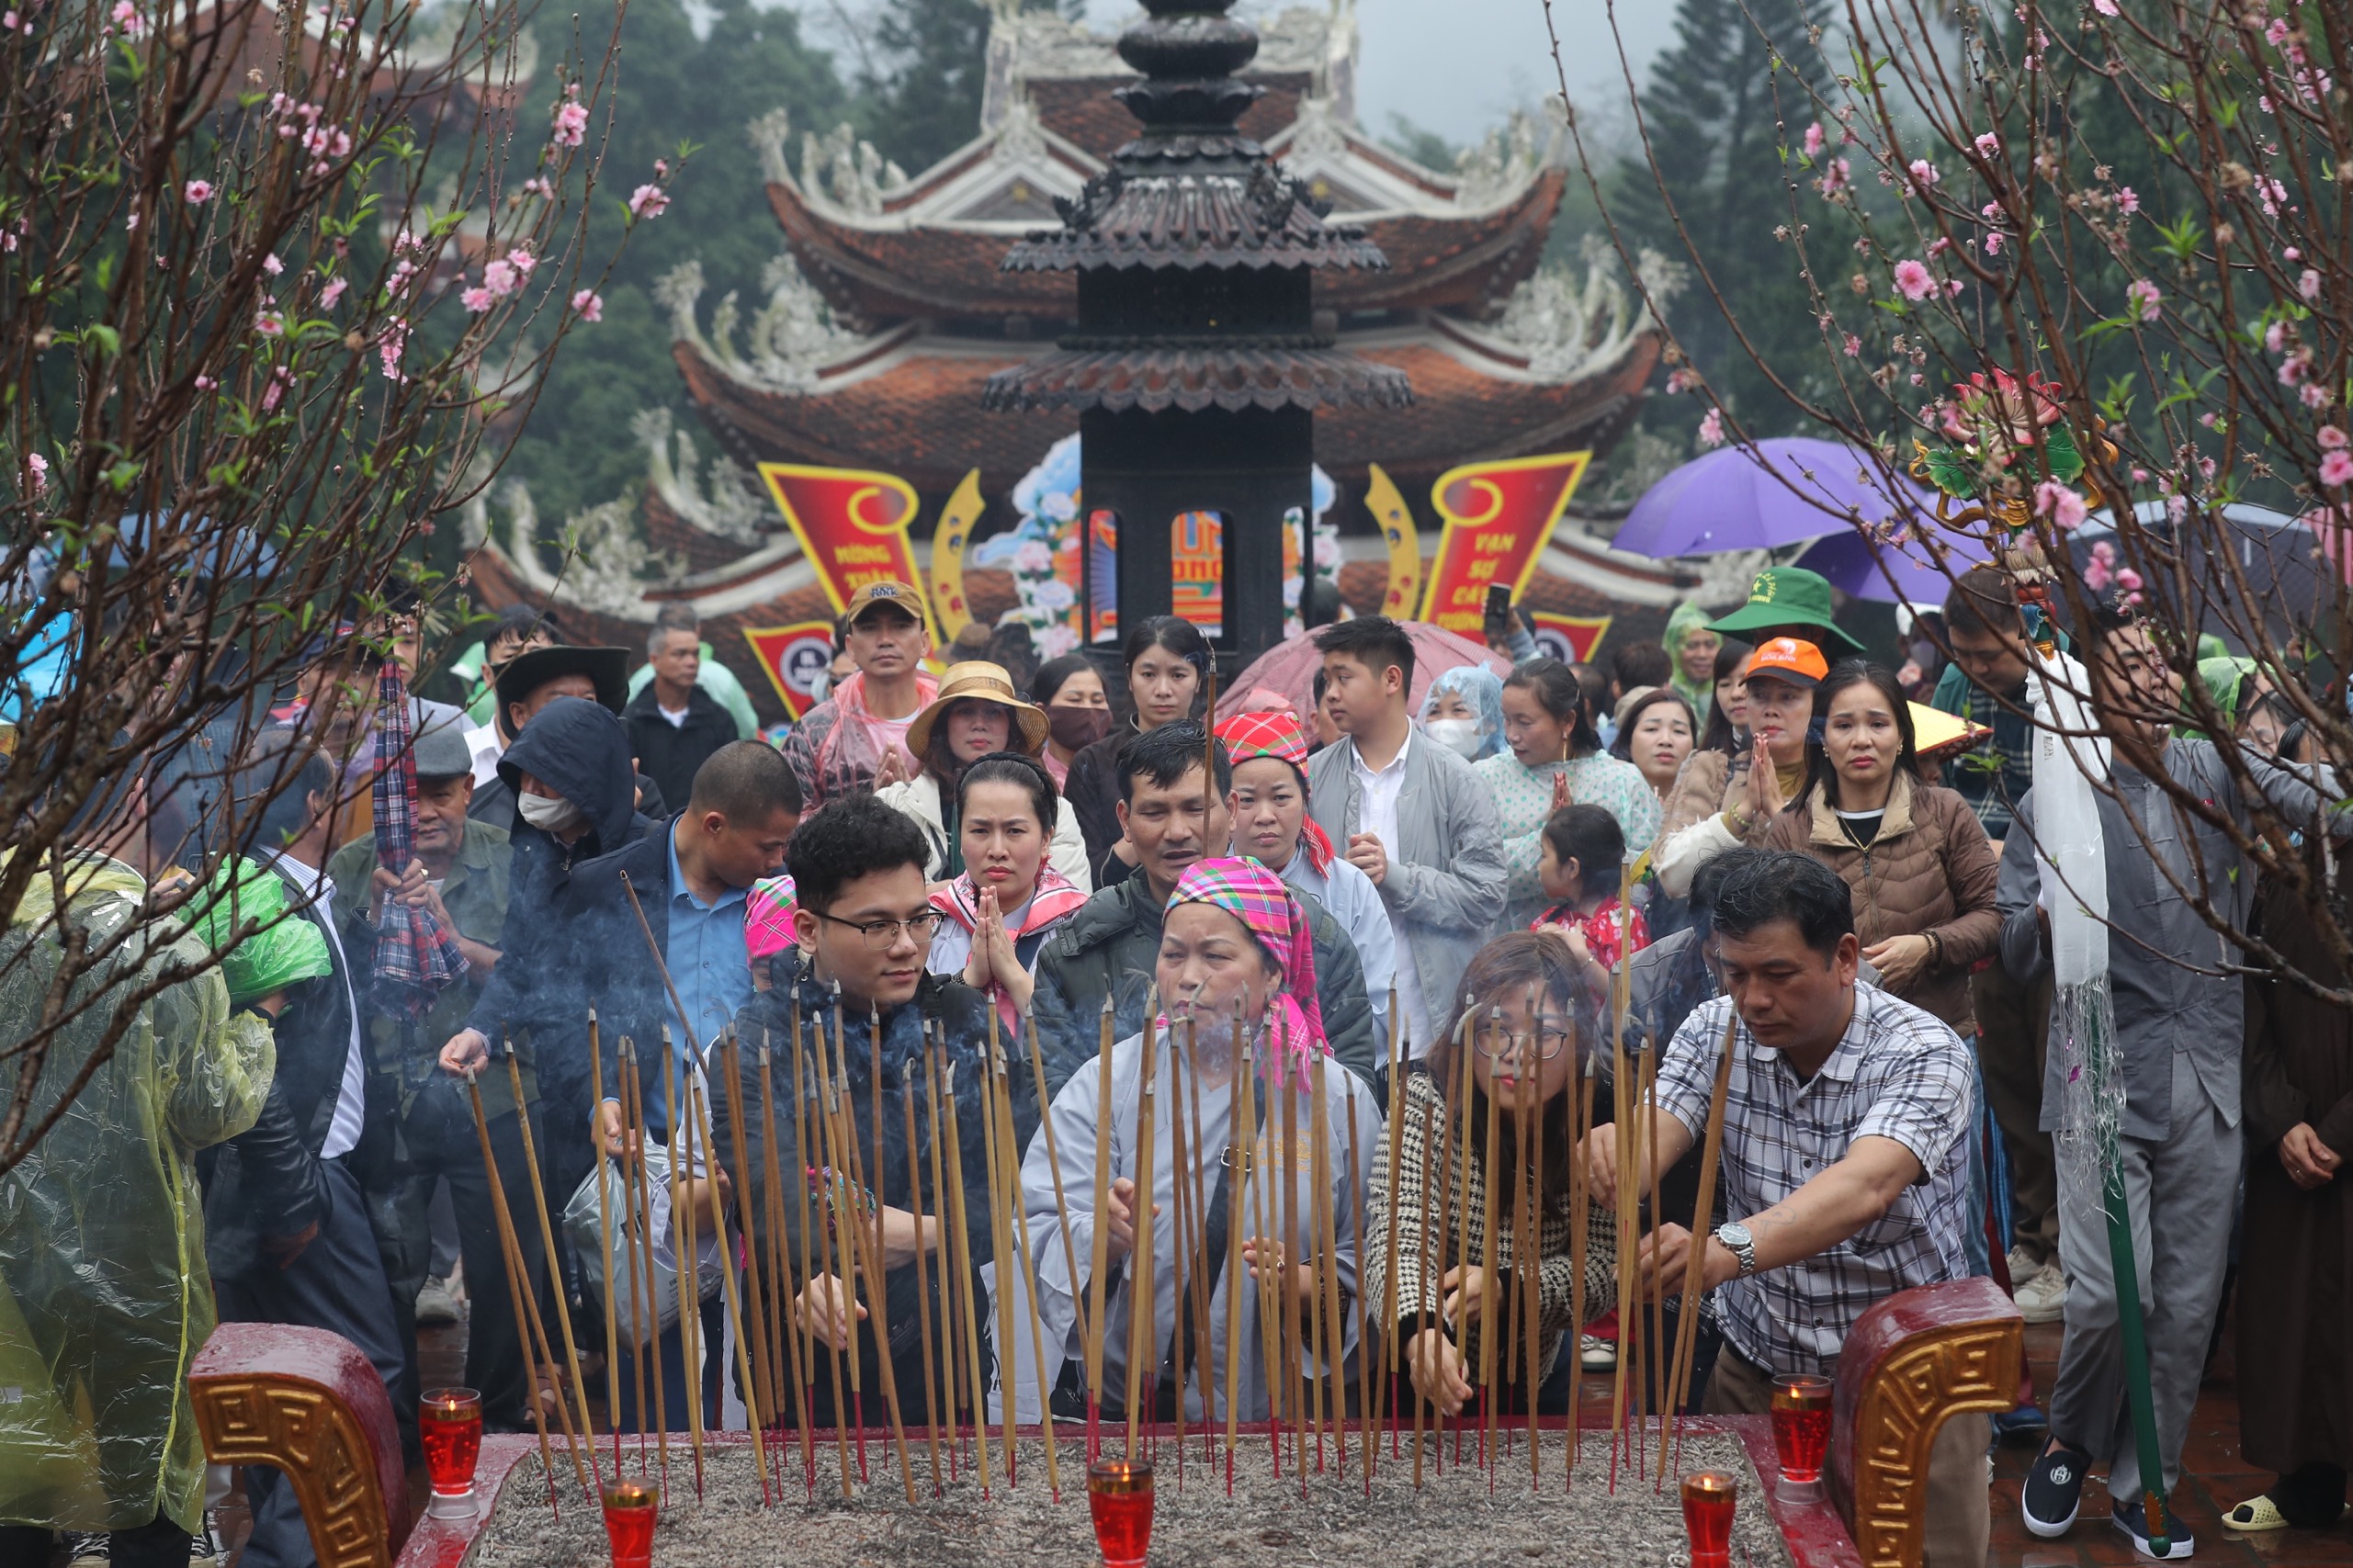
[470,1431,1794,1568]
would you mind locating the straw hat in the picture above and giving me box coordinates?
[906,661,1050,758]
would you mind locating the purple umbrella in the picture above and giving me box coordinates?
[1795,525,1991,604]
[1614,437,1932,558]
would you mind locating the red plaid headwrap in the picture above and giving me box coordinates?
[1212,710,1337,875]
[1165,855,1327,1085]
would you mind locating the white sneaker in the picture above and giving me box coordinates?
[2013,1263,2068,1325]
[415,1275,463,1325]
[2005,1245,2044,1280]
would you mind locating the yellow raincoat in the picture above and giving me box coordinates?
[0,851,275,1534]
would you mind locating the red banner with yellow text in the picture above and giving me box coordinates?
[756,462,938,638]
[1417,452,1592,634]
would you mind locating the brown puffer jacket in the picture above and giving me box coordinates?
[1761,772,2000,1033]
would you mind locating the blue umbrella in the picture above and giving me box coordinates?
[1795,525,1991,605]
[1614,437,1934,558]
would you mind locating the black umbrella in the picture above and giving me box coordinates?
[2070,501,2325,653]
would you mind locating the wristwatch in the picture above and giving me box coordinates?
[1713,1222,1759,1278]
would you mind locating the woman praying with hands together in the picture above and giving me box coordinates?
[926,752,1089,1031]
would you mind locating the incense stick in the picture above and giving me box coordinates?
[664,1032,707,1498]
[619,1040,667,1481]
[1221,1016,1250,1486]
[1409,1099,1439,1489]
[1182,1015,1218,1454]
[990,1014,1062,1499]
[861,1010,918,1504]
[1346,1086,1372,1488]
[822,997,869,1483]
[1085,994,1117,1460]
[717,1032,776,1451]
[1125,1011,1159,1461]
[1522,1046,1544,1490]
[1665,1006,1740,1474]
[1477,1010,1504,1477]
[899,1075,945,1495]
[1565,1049,1595,1486]
[805,1028,856,1495]
[684,1065,773,1504]
[1376,987,1406,1464]
[1312,1056,1346,1479]
[757,1031,817,1494]
[921,1028,963,1480]
[588,1012,623,1473]
[1165,1017,1194,1481]
[463,1066,564,1509]
[938,1054,993,1495]
[501,1037,598,1491]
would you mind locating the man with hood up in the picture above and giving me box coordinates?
[435,695,650,1427]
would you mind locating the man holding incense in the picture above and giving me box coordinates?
[1032,723,1378,1095]
[1593,851,1985,1568]
[1020,855,1378,1427]
[709,792,1012,1432]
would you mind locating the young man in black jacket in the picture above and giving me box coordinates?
[708,793,1017,1432]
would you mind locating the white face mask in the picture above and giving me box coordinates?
[517,791,587,834]
[1423,717,1482,759]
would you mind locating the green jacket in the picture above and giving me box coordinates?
[1030,871,1379,1099]
[0,852,275,1533]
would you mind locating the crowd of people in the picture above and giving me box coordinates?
[5,563,2347,1568]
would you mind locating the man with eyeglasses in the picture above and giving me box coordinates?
[707,791,1011,1432]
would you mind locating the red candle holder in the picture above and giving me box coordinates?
[1086,1455,1155,1568]
[1680,1469,1739,1567]
[602,1478,659,1568]
[1770,1372,1834,1497]
[419,1388,482,1520]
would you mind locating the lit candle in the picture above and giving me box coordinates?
[1086,1456,1155,1568]
[419,1388,483,1519]
[602,1478,659,1568]
[1680,1469,1739,1567]
[1770,1373,1834,1495]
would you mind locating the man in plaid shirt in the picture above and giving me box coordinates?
[1592,849,1985,1568]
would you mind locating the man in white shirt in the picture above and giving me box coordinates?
[210,733,412,1568]
[1303,617,1507,1058]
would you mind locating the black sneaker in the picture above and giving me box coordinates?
[2022,1440,2092,1538]
[2111,1499,2195,1561]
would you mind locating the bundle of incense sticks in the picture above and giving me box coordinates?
[477,949,1750,1521]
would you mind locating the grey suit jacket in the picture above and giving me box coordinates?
[1305,728,1507,1055]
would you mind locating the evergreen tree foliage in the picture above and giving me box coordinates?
[499,0,849,525]
[1612,0,1842,437]
[858,0,1081,177]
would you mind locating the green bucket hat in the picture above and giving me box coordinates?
[1703,567,1867,658]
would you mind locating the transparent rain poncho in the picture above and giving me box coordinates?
[0,851,275,1533]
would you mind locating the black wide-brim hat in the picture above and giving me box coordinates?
[493,644,631,720]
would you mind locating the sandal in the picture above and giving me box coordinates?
[2222,1495,2289,1533]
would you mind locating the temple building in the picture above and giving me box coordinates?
[467,3,1713,721]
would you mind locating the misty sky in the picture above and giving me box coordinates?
[782,0,1679,156]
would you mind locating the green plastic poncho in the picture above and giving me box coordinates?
[0,851,276,1534]
[189,857,333,1009]
[1662,600,1718,725]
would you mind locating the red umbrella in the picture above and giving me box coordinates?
[1216,621,1510,724]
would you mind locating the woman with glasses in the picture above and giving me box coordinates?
[926,752,1089,1031]
[1363,932,1618,1419]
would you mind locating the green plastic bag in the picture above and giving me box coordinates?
[192,858,333,1008]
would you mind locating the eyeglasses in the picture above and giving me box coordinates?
[1470,1021,1575,1061]
[814,909,944,950]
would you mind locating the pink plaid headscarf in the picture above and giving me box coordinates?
[745,874,799,964]
[1164,855,1327,1084]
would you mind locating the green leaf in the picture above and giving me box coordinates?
[2043,423,2084,485]
[1920,445,1979,499]
[83,322,119,357]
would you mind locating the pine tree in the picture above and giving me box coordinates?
[1612,0,1841,436]
[860,0,1080,177]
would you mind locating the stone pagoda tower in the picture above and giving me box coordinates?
[983,0,1411,660]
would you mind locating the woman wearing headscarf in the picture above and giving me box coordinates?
[1017,857,1378,1423]
[1420,664,1506,761]
[1661,602,1722,727]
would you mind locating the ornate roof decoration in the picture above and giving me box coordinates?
[637,407,768,547]
[1478,240,1689,383]
[987,340,1415,413]
[654,253,865,396]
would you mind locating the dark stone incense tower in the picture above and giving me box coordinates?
[983,0,1410,664]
